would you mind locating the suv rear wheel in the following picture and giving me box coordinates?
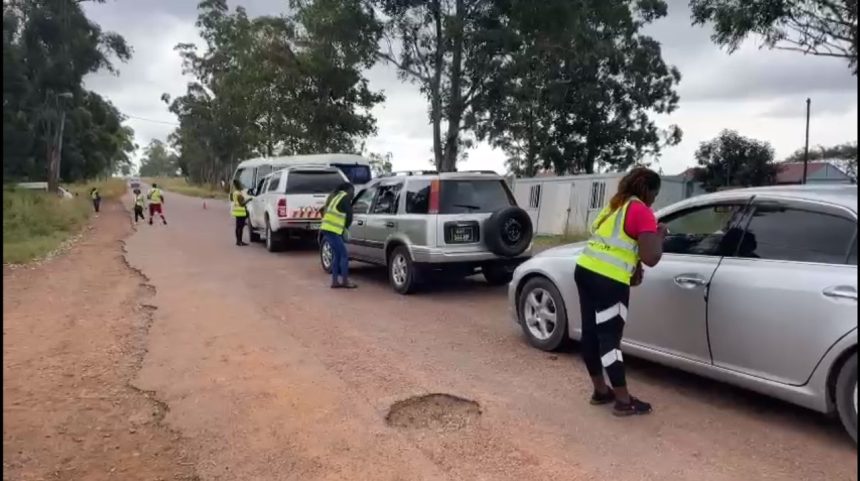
[483,264,513,285]
[389,246,420,295]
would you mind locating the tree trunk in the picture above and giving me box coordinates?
[441,0,465,172]
[430,0,444,171]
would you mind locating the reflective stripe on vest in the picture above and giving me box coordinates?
[320,191,347,235]
[149,189,163,204]
[576,198,641,285]
[231,190,247,217]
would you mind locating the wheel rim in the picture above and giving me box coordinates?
[266,224,272,249]
[321,241,333,269]
[391,254,408,286]
[523,288,558,341]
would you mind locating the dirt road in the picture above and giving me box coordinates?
[5,191,857,481]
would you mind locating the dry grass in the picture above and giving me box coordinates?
[144,177,225,199]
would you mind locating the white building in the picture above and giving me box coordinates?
[512,173,692,236]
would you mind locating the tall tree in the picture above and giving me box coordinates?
[693,130,779,191]
[691,0,859,74]
[472,0,682,176]
[138,139,179,177]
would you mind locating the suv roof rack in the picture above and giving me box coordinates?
[458,170,500,175]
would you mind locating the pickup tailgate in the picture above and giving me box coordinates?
[283,193,328,224]
[279,169,346,228]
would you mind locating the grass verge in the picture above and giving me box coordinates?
[144,177,224,199]
[532,233,588,252]
[3,178,126,264]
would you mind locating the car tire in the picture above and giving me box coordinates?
[836,352,858,444]
[388,246,420,295]
[517,277,568,351]
[248,218,262,243]
[319,235,334,274]
[265,218,281,253]
[485,206,533,257]
[483,264,513,285]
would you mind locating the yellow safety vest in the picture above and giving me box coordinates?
[576,197,641,285]
[134,194,145,207]
[149,188,163,205]
[231,190,247,217]
[320,191,347,235]
[91,189,99,200]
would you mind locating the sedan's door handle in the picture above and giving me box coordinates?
[823,285,858,301]
[385,221,396,228]
[356,220,365,226]
[674,274,708,289]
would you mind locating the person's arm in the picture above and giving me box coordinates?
[338,194,353,229]
[625,202,665,268]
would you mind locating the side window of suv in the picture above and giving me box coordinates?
[741,203,856,264]
[660,203,747,256]
[372,183,403,215]
[405,180,431,214]
[353,187,377,215]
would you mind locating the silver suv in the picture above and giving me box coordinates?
[319,171,534,294]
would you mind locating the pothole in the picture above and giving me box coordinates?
[385,393,481,431]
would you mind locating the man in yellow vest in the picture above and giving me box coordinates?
[231,179,251,246]
[147,183,167,225]
[574,167,668,417]
[320,182,356,288]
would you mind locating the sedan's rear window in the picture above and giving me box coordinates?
[285,171,344,194]
[439,180,514,214]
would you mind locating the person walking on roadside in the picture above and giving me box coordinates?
[147,183,167,225]
[320,182,356,289]
[574,167,668,416]
[90,187,101,213]
[132,188,146,223]
[231,179,251,246]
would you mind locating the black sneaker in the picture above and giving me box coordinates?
[590,388,616,406]
[613,396,652,416]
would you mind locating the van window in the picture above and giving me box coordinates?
[333,164,371,185]
[285,171,345,194]
[235,168,255,190]
[256,164,273,181]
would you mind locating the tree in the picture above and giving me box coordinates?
[691,0,859,74]
[138,140,179,177]
[472,0,682,176]
[693,130,779,191]
[784,141,858,180]
[367,151,393,175]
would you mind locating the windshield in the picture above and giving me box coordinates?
[285,171,344,194]
[333,164,371,185]
[439,180,514,214]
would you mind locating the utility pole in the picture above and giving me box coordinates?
[802,98,811,184]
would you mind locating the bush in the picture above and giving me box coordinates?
[143,177,225,199]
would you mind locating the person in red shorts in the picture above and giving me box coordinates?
[147,183,167,225]
[574,167,668,416]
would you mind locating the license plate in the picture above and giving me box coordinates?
[451,226,475,243]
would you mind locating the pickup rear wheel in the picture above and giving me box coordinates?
[265,218,281,253]
[389,246,420,295]
[248,218,261,243]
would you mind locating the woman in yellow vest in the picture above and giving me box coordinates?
[575,167,667,416]
[320,182,356,288]
[231,180,250,246]
[90,187,101,213]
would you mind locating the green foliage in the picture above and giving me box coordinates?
[164,0,384,185]
[2,0,136,183]
[693,130,779,192]
[472,0,682,176]
[366,151,394,176]
[691,0,858,74]
[138,140,180,177]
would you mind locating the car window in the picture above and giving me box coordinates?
[266,175,280,192]
[256,164,273,181]
[235,168,255,190]
[372,183,403,215]
[285,170,344,194]
[439,180,514,214]
[405,179,431,214]
[353,186,377,215]
[333,163,372,185]
[254,178,266,196]
[660,203,747,256]
[741,204,856,264]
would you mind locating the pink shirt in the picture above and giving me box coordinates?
[623,200,657,239]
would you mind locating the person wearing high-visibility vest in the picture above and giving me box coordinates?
[90,187,101,213]
[147,183,167,225]
[574,167,668,416]
[132,188,146,223]
[320,182,356,288]
[231,179,251,246]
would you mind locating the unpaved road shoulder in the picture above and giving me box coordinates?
[3,201,197,481]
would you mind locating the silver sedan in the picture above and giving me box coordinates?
[509,185,858,442]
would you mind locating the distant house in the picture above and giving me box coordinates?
[776,161,854,185]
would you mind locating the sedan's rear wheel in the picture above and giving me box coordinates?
[517,277,568,351]
[836,352,858,443]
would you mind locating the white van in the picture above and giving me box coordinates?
[231,153,372,192]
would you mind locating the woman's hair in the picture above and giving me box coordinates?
[233,179,242,189]
[609,166,661,210]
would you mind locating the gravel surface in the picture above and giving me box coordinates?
[4,189,857,481]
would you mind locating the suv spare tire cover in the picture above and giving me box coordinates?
[485,206,533,257]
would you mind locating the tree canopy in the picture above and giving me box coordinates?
[138,139,180,177]
[693,129,779,191]
[2,0,136,183]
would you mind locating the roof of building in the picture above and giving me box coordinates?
[776,161,834,184]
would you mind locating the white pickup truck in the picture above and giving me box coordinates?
[246,165,348,252]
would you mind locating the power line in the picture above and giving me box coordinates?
[124,115,180,126]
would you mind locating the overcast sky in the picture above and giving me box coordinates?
[83,0,858,176]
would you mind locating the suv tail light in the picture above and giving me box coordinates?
[429,180,440,214]
[277,198,288,218]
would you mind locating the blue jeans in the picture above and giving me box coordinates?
[323,231,349,283]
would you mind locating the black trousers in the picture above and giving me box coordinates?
[134,205,145,222]
[575,265,630,388]
[92,199,101,212]
[235,216,247,244]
